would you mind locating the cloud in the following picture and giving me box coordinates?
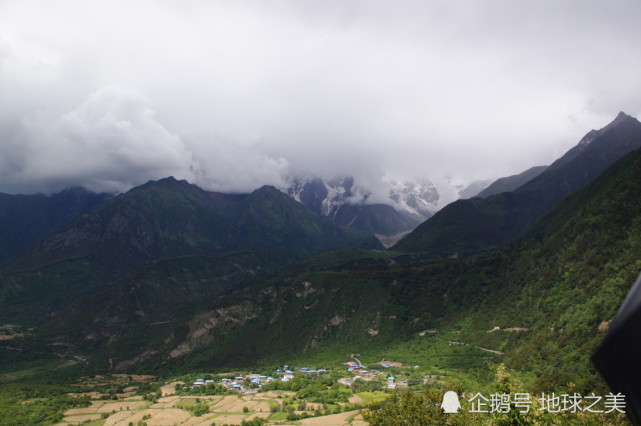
[0,86,292,194]
[187,132,290,193]
[0,86,197,193]
[0,0,640,196]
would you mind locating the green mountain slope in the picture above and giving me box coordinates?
[0,178,379,330]
[67,146,641,392]
[7,177,372,271]
[225,185,363,252]
[485,144,641,387]
[6,177,239,270]
[394,112,641,255]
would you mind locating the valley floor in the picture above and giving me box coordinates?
[54,376,371,426]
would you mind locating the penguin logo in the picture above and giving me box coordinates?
[441,391,461,413]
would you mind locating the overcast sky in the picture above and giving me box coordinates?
[1,0,640,198]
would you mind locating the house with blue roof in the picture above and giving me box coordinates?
[387,376,397,389]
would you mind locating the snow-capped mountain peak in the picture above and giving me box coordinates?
[287,174,486,221]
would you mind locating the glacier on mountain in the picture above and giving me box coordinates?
[287,174,487,220]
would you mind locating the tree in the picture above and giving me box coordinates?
[363,389,447,425]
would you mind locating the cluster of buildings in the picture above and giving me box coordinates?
[220,375,276,392]
[276,366,329,381]
[345,361,367,373]
[191,365,331,394]
[339,361,410,389]
[190,362,409,393]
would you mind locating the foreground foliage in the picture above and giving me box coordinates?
[0,383,89,426]
[364,365,629,425]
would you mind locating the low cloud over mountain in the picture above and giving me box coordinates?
[0,86,290,194]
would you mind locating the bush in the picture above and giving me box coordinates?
[189,402,210,417]
[240,418,268,426]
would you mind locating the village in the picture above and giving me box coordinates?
[55,359,418,425]
[187,361,410,395]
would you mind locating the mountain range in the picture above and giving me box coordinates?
[394,112,641,255]
[1,111,641,396]
[0,172,483,263]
